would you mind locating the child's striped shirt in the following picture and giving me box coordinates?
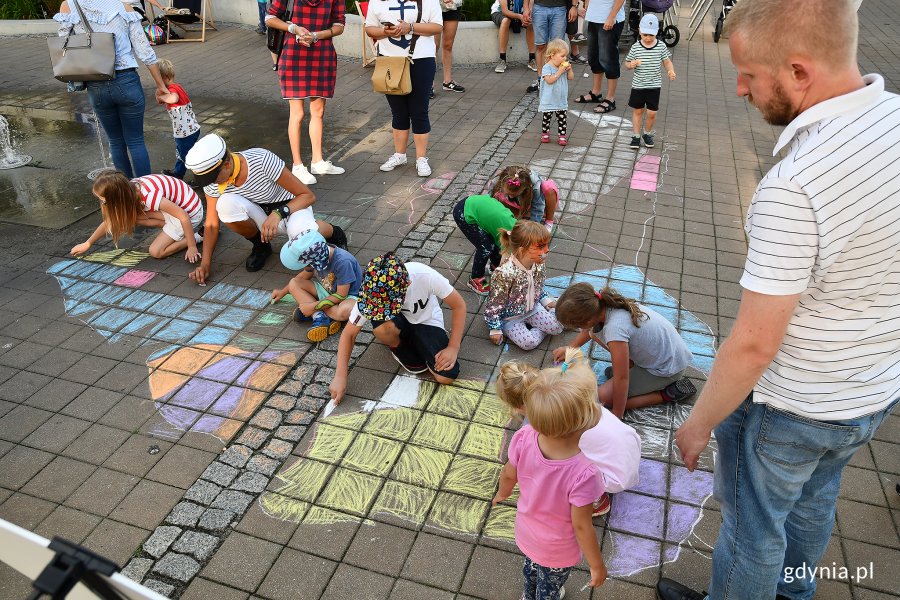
[625,40,671,89]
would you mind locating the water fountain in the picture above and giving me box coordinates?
[0,116,32,170]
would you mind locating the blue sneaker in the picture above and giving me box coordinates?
[293,307,312,323]
[307,312,342,342]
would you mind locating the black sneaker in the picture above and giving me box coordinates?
[571,32,587,43]
[327,224,348,250]
[662,378,698,403]
[526,79,539,93]
[642,133,655,148]
[430,85,435,100]
[442,80,465,93]
[656,578,706,600]
[630,135,641,149]
[390,344,428,374]
[245,242,272,272]
[569,52,588,65]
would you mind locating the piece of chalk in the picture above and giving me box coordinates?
[198,283,207,287]
[581,583,590,592]
[323,400,336,418]
[270,299,276,305]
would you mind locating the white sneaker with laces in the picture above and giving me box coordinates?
[310,160,345,175]
[416,157,431,177]
[291,163,317,185]
[527,58,537,71]
[380,153,407,172]
[494,60,507,73]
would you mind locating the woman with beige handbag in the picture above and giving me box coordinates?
[365,0,443,177]
[54,0,169,178]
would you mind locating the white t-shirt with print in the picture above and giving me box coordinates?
[365,0,443,60]
[349,262,454,329]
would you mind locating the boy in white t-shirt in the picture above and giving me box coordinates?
[329,252,466,404]
[157,58,201,179]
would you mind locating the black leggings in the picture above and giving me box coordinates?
[542,110,567,135]
[453,199,501,279]
[385,57,436,135]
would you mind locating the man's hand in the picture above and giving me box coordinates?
[603,15,614,30]
[189,264,210,285]
[329,375,347,405]
[675,415,712,471]
[260,213,280,243]
[568,5,577,21]
[434,346,458,373]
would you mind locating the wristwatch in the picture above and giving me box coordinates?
[276,205,291,220]
[287,23,296,35]
[311,31,319,43]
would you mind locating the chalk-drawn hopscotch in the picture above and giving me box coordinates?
[260,265,718,577]
[48,249,305,442]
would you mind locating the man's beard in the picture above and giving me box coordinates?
[751,80,799,126]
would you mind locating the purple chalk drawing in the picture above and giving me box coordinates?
[113,269,156,287]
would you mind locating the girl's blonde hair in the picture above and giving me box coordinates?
[91,171,143,245]
[545,38,569,59]
[158,58,175,81]
[490,165,534,219]
[499,220,550,257]
[526,347,599,438]
[556,282,647,329]
[496,360,540,411]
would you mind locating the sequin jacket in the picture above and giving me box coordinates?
[483,256,551,331]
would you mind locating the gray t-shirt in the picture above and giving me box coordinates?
[593,306,692,377]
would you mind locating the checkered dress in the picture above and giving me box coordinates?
[270,0,345,99]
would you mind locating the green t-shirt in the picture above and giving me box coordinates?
[463,195,516,246]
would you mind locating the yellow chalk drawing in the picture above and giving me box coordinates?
[443,457,502,500]
[259,375,519,542]
[372,480,436,525]
[83,249,150,267]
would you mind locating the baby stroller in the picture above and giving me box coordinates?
[713,0,737,42]
[627,0,680,47]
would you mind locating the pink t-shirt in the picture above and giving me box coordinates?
[508,425,603,568]
[579,406,642,493]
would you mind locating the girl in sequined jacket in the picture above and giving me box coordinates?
[484,220,564,350]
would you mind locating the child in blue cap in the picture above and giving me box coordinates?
[271,229,363,342]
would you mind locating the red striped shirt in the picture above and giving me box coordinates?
[135,174,202,218]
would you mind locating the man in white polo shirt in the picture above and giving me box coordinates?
[657,1,900,599]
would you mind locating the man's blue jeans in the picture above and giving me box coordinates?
[709,395,897,600]
[86,69,151,179]
[531,3,567,47]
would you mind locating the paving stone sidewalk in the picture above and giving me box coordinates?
[0,3,899,599]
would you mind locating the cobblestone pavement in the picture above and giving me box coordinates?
[1,3,899,599]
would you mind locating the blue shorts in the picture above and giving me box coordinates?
[532,3,567,46]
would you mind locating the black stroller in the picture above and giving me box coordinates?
[627,0,680,47]
[713,0,738,42]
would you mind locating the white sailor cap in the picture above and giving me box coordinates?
[185,133,227,187]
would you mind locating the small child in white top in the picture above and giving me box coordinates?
[496,348,641,516]
[157,58,201,179]
[538,38,574,146]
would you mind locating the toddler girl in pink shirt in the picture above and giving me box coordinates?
[493,348,608,599]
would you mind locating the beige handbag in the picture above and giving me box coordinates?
[371,0,421,95]
[47,0,116,82]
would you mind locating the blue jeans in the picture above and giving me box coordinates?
[257,1,267,29]
[173,130,201,178]
[523,556,571,600]
[86,69,150,179]
[709,395,898,600]
[531,3,567,46]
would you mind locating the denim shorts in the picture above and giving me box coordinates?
[532,3,567,46]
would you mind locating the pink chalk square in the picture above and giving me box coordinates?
[114,269,157,288]
[630,155,661,191]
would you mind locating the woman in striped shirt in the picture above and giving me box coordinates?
[71,171,203,262]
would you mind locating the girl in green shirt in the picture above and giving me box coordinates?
[453,194,522,295]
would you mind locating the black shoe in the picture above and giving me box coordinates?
[162,169,183,179]
[442,80,465,93]
[255,25,266,34]
[245,242,272,271]
[630,135,641,149]
[662,378,698,402]
[527,79,539,93]
[604,365,613,379]
[390,344,428,374]
[656,578,705,600]
[327,224,348,250]
[430,86,435,100]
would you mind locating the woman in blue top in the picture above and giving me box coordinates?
[55,0,169,178]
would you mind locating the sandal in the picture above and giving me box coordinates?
[594,99,616,113]
[574,91,602,104]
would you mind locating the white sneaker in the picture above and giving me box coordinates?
[291,163,317,185]
[527,58,537,72]
[380,153,407,172]
[494,60,507,73]
[416,157,431,177]
[310,160,345,175]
